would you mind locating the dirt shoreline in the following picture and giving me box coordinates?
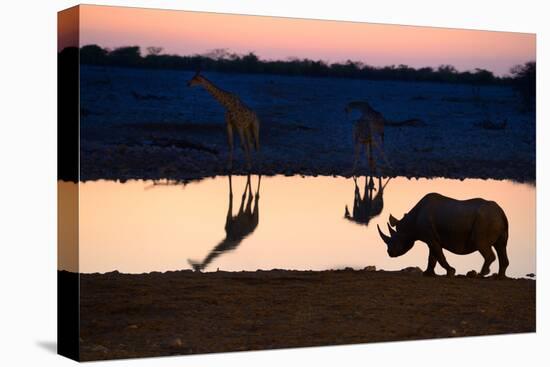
[75,268,535,361]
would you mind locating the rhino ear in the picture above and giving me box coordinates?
[389,214,399,227]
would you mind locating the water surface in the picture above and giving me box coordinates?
[76,175,535,277]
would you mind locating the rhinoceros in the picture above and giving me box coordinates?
[377,193,509,278]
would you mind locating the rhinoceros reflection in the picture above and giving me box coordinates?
[188,174,261,271]
[344,175,390,227]
[377,193,510,278]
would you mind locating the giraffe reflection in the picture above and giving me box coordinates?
[344,175,390,227]
[188,174,261,271]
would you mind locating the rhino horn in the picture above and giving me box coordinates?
[387,223,397,237]
[377,224,392,247]
[389,214,399,227]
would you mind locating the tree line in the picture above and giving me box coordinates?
[68,45,535,106]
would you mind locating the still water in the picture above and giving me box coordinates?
[75,175,535,277]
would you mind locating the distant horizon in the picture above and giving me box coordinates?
[59,5,536,76]
[75,42,535,77]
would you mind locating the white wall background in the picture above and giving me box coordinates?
[0,0,547,366]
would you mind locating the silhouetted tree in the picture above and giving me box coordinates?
[472,68,495,84]
[74,44,518,86]
[203,48,233,60]
[80,44,108,64]
[108,46,142,66]
[510,61,535,110]
[146,46,163,56]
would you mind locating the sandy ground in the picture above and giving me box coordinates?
[77,268,535,361]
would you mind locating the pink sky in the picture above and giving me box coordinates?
[70,5,535,76]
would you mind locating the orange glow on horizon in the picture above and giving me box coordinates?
[76,4,536,76]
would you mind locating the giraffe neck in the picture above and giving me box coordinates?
[199,77,235,109]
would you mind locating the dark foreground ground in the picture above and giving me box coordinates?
[78,268,535,361]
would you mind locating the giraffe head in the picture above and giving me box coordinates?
[187,70,204,87]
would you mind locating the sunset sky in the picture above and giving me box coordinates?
[66,5,536,76]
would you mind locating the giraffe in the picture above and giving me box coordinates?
[188,71,260,170]
[345,101,386,173]
[188,174,261,272]
[344,175,390,227]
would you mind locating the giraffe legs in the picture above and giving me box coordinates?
[237,128,252,170]
[352,142,361,174]
[256,174,261,196]
[226,175,234,226]
[244,174,254,214]
[252,120,260,152]
[226,122,234,171]
[226,116,258,171]
[366,141,376,174]
[245,128,254,169]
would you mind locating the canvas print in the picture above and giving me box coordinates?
[58,4,536,361]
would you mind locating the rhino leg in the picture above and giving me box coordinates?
[423,249,437,277]
[431,242,456,277]
[478,246,496,277]
[494,241,509,279]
